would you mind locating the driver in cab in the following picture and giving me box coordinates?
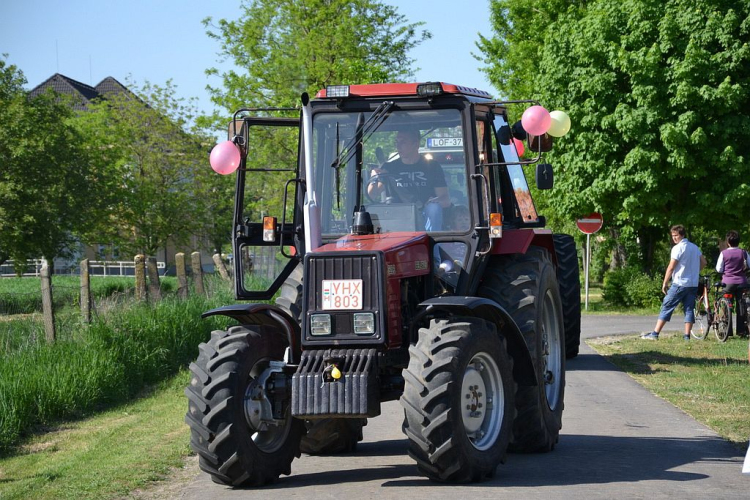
[367,129,451,231]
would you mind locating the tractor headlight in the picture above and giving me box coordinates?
[353,313,375,334]
[310,314,332,335]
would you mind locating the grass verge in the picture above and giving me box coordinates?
[587,332,750,447]
[0,370,191,500]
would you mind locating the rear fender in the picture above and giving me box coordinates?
[492,229,558,267]
[202,304,301,364]
[414,296,537,385]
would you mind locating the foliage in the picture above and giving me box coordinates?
[72,80,221,258]
[602,267,662,308]
[480,0,750,270]
[204,0,431,111]
[0,57,106,271]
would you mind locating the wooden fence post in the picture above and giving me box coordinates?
[213,253,230,281]
[191,251,205,296]
[81,259,91,323]
[176,252,188,299]
[134,254,147,302]
[146,256,162,302]
[40,261,56,342]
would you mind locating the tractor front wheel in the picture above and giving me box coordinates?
[401,317,515,482]
[185,325,304,486]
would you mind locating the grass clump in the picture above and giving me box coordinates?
[588,332,750,447]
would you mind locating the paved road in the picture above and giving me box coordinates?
[170,315,748,499]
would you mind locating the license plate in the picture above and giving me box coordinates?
[427,137,463,148]
[321,279,363,310]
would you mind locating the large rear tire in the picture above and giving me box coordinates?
[477,248,565,452]
[274,264,367,455]
[553,234,582,359]
[185,325,304,486]
[401,317,515,482]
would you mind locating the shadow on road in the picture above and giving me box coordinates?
[565,353,620,372]
[383,435,728,488]
[235,434,737,491]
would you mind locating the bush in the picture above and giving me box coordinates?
[603,267,662,309]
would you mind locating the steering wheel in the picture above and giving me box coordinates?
[365,172,403,204]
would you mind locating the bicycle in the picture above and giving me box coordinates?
[692,274,733,342]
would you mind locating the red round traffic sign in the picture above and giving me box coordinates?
[576,212,603,234]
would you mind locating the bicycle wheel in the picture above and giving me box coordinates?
[714,298,732,342]
[692,297,709,340]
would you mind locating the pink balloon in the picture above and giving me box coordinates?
[513,137,525,157]
[521,105,552,136]
[210,140,241,175]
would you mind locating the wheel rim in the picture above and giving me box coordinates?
[542,289,563,410]
[244,362,292,452]
[460,352,504,451]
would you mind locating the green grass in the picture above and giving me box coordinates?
[0,371,191,500]
[0,277,233,453]
[588,332,750,447]
[581,285,660,315]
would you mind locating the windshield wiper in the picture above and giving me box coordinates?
[330,100,394,170]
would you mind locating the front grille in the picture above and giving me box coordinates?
[303,252,385,345]
[306,254,379,310]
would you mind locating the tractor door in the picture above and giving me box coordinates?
[232,116,302,300]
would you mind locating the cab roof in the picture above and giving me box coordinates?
[315,82,493,100]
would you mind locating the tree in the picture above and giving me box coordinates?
[74,81,219,259]
[480,0,750,270]
[204,0,431,111]
[0,57,103,271]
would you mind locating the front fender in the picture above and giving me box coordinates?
[202,304,301,364]
[414,296,537,386]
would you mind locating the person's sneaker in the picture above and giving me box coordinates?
[641,331,659,340]
[683,334,690,341]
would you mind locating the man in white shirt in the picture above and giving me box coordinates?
[642,225,707,340]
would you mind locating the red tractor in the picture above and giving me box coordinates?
[185,82,581,486]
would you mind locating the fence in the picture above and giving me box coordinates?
[0,252,231,344]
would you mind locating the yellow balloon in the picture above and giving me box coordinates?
[331,366,342,380]
[548,110,571,137]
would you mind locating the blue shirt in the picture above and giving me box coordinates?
[671,238,702,287]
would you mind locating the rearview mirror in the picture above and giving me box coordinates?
[536,163,554,190]
[227,119,247,142]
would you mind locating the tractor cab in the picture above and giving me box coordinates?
[228,82,552,301]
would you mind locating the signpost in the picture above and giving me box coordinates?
[577,212,603,310]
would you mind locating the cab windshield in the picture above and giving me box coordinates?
[311,108,469,236]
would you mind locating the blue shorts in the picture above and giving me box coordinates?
[658,284,698,323]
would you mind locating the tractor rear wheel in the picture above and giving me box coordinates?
[553,234,582,359]
[401,317,515,482]
[275,264,367,455]
[185,325,303,486]
[477,248,565,452]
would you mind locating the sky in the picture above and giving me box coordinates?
[0,0,496,118]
